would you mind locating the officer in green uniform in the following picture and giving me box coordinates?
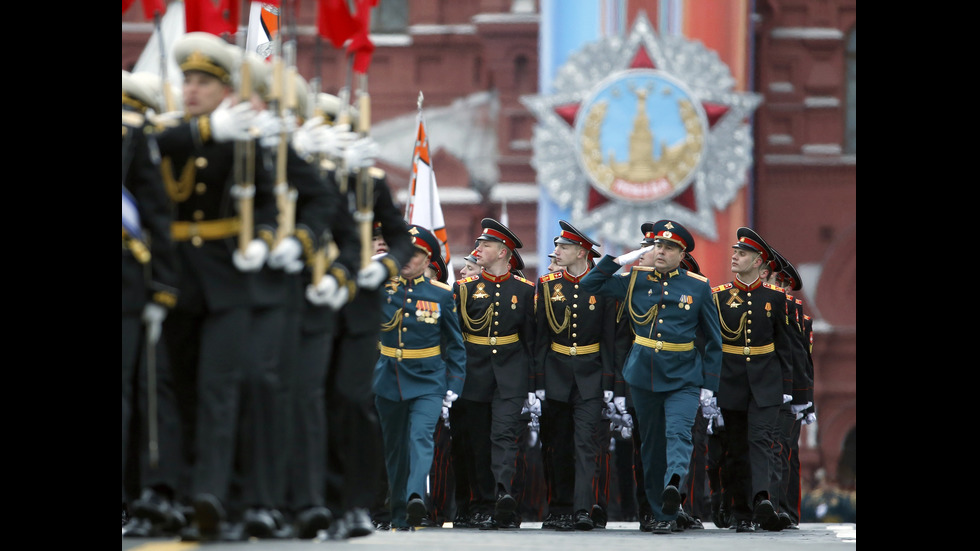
[711,227,795,533]
[580,220,722,535]
[534,220,620,531]
[373,225,466,530]
[452,218,537,530]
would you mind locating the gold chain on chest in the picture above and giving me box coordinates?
[161,156,196,203]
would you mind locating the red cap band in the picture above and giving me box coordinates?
[651,230,688,250]
[559,229,590,248]
[738,237,768,261]
[482,228,517,250]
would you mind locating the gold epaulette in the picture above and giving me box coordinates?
[685,271,708,282]
[763,282,786,293]
[632,266,654,272]
[122,109,144,128]
[712,283,733,293]
[429,279,451,291]
[539,272,563,283]
[457,275,480,285]
[368,166,386,179]
[514,275,534,286]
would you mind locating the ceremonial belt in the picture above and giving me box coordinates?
[634,336,695,352]
[379,344,442,360]
[722,343,776,356]
[463,333,519,346]
[550,342,600,356]
[171,218,241,241]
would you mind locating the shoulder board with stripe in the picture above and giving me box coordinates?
[514,275,534,286]
[539,272,563,283]
[712,283,733,293]
[685,271,708,282]
[803,314,811,321]
[763,282,786,293]
[632,266,654,272]
[457,275,480,285]
[795,298,803,305]
[429,279,451,291]
[122,109,144,128]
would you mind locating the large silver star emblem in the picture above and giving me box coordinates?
[521,12,762,247]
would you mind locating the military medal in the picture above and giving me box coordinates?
[589,296,596,310]
[765,302,772,317]
[512,295,518,310]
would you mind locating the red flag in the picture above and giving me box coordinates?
[348,0,377,73]
[123,0,165,19]
[184,0,240,36]
[317,0,359,48]
[406,108,453,283]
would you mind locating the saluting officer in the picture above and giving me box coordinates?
[373,225,466,530]
[451,218,537,530]
[534,220,620,531]
[153,32,277,541]
[122,70,182,537]
[711,227,795,533]
[580,220,722,535]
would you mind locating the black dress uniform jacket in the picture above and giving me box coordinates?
[453,270,537,402]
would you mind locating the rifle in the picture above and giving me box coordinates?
[233,31,256,254]
[353,73,374,271]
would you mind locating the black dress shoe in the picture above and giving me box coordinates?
[736,519,756,532]
[752,499,778,531]
[453,512,473,528]
[495,493,517,517]
[192,493,225,538]
[328,516,351,539]
[295,506,333,539]
[123,517,158,538]
[243,507,277,539]
[639,511,655,532]
[774,511,792,531]
[477,514,499,530]
[132,488,172,525]
[650,519,675,534]
[555,513,574,532]
[590,505,607,529]
[407,497,427,527]
[574,510,594,531]
[541,512,559,530]
[419,517,442,528]
[373,520,391,531]
[346,508,375,538]
[661,485,681,515]
[688,517,704,529]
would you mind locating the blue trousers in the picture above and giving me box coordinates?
[630,384,699,521]
[375,393,443,528]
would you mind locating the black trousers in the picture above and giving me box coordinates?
[720,403,779,522]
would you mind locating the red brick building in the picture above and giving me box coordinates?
[123,0,855,491]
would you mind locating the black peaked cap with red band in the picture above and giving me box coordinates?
[408,224,442,260]
[640,220,695,253]
[732,227,779,270]
[680,253,701,275]
[772,249,801,290]
[554,219,600,250]
[476,218,523,250]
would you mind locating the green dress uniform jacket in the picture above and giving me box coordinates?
[580,255,722,394]
[372,274,466,401]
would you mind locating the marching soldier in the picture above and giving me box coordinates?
[122,70,182,537]
[451,218,537,530]
[534,220,620,531]
[373,225,466,529]
[153,32,277,541]
[711,227,795,532]
[314,92,416,538]
[767,251,812,531]
[580,220,722,535]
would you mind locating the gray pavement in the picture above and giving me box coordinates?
[122,521,856,550]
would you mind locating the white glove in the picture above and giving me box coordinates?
[441,406,450,427]
[301,121,359,159]
[342,136,379,170]
[233,239,269,272]
[210,98,264,142]
[614,245,654,266]
[305,275,349,310]
[524,392,542,417]
[257,113,297,149]
[619,413,633,439]
[701,396,720,419]
[535,389,546,401]
[700,388,714,408]
[141,303,168,345]
[613,396,627,415]
[803,412,816,425]
[149,110,184,127]
[357,260,389,290]
[603,390,613,403]
[289,116,323,156]
[782,394,793,404]
[268,236,302,270]
[790,401,813,415]
[443,390,459,409]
